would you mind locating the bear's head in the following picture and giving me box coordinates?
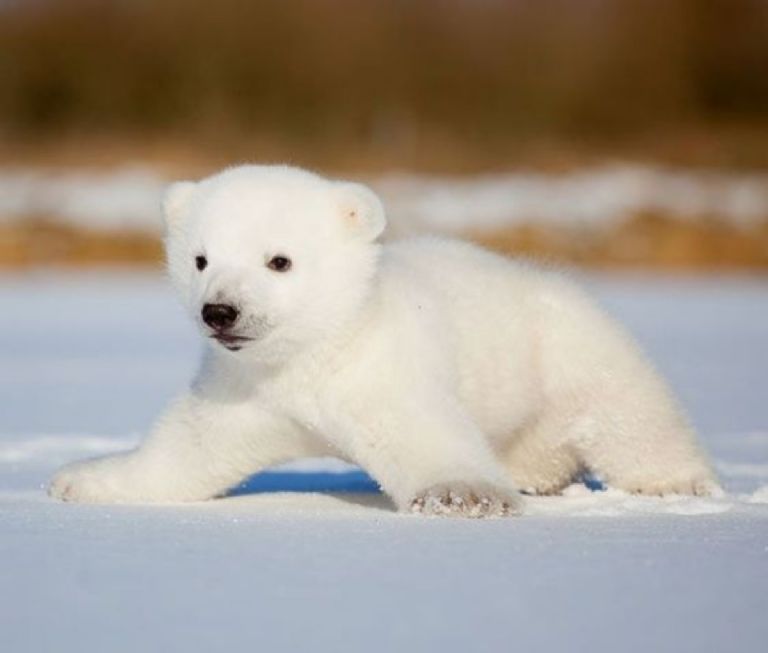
[162,165,385,361]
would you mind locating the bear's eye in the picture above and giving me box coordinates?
[195,255,207,271]
[267,255,292,272]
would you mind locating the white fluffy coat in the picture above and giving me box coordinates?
[50,165,719,516]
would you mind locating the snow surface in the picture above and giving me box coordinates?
[1,271,768,652]
[2,164,767,235]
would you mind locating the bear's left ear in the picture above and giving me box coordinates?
[162,181,198,231]
[335,182,386,242]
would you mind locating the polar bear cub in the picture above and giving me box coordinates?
[49,165,720,516]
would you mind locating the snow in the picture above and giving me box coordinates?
[377,166,768,235]
[749,486,768,504]
[0,166,168,232]
[1,270,768,652]
[2,164,767,236]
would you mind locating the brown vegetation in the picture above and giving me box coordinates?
[1,0,768,172]
[2,215,767,271]
[2,0,767,271]
[473,214,768,270]
[0,220,163,268]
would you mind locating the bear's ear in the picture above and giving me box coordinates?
[162,181,197,230]
[335,182,386,242]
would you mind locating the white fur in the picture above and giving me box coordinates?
[49,165,720,516]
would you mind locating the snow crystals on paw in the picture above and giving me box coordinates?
[409,482,521,518]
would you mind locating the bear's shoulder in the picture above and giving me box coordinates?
[381,236,542,284]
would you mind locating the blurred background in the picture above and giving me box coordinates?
[1,0,768,268]
[3,5,768,649]
[1,0,767,450]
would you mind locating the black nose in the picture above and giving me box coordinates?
[202,303,239,330]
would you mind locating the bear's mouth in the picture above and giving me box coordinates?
[210,333,254,351]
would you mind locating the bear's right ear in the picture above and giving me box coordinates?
[335,181,386,242]
[162,181,197,230]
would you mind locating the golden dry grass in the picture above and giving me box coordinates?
[0,220,163,269]
[472,214,768,270]
[2,0,768,172]
[2,214,767,271]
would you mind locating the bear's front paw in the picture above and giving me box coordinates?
[49,458,132,504]
[410,481,523,518]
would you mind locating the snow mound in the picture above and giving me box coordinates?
[748,485,768,504]
[377,166,768,235]
[527,484,733,517]
[0,166,167,232]
[0,433,763,518]
[1,164,767,236]
[0,434,137,467]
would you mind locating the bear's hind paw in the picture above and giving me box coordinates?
[617,474,724,498]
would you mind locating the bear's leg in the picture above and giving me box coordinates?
[49,394,320,503]
[569,393,721,497]
[502,415,582,496]
[533,281,722,497]
[326,393,524,517]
